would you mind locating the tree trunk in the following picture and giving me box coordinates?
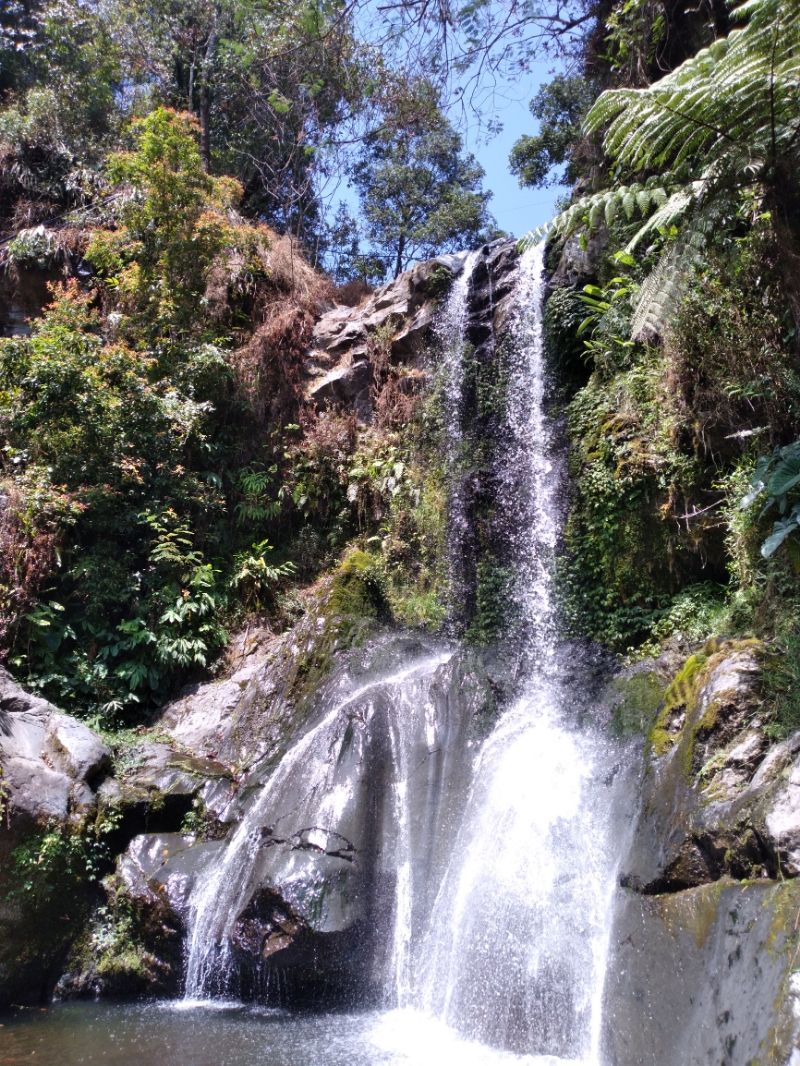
[200,86,212,171]
[393,233,406,279]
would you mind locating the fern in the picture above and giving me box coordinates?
[525,0,800,338]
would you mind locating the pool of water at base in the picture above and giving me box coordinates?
[0,1001,591,1066]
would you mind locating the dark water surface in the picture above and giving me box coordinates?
[0,1001,570,1066]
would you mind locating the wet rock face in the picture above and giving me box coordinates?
[619,641,791,894]
[465,238,520,358]
[602,880,800,1066]
[602,642,800,1064]
[115,635,498,1006]
[0,669,113,1008]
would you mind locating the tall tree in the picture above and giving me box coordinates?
[352,79,495,278]
[103,0,371,243]
[509,74,596,190]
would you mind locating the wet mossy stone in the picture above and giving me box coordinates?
[327,550,383,623]
[611,670,665,736]
[648,638,765,763]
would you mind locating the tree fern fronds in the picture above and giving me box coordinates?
[520,179,677,250]
[631,201,723,340]
[624,185,701,252]
[523,0,800,340]
[630,247,683,341]
[584,0,800,181]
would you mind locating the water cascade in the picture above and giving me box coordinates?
[183,650,462,1001]
[413,247,628,1063]
[436,248,480,613]
[180,244,633,1062]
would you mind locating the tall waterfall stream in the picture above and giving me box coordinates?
[177,244,634,1062]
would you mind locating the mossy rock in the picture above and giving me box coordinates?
[611,670,665,736]
[327,549,383,625]
[287,548,386,709]
[648,637,765,770]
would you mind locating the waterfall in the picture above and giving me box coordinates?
[436,249,480,616]
[183,650,457,1001]
[180,243,631,1065]
[411,244,627,1062]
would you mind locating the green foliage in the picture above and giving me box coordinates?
[0,2,120,228]
[352,78,496,279]
[11,806,122,905]
[762,620,800,738]
[561,347,700,649]
[667,229,800,454]
[528,0,800,338]
[604,0,670,83]
[509,74,595,190]
[231,540,296,610]
[0,282,235,717]
[91,107,246,338]
[576,268,640,378]
[467,556,514,645]
[367,435,448,631]
[742,441,800,559]
[543,286,589,390]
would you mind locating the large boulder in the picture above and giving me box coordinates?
[0,668,110,829]
[0,669,112,1007]
[600,639,800,1065]
[618,639,793,892]
[602,879,800,1066]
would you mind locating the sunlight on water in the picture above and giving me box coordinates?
[369,1009,594,1066]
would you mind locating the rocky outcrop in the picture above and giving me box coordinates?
[0,667,110,829]
[305,243,522,424]
[109,634,498,1004]
[619,640,789,893]
[0,668,113,1007]
[601,640,800,1065]
[603,879,800,1066]
[306,253,465,420]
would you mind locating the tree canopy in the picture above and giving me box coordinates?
[352,79,496,277]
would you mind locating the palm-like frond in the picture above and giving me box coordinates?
[586,0,800,180]
[524,0,800,338]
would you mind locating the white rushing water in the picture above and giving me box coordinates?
[436,249,480,614]
[409,243,626,1062]
[181,242,630,1065]
[183,651,454,999]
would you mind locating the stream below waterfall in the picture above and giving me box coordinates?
[0,1001,596,1065]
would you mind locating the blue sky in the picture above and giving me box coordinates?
[463,94,565,239]
[325,55,567,257]
[459,59,567,239]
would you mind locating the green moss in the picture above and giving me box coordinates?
[610,670,665,736]
[377,454,448,631]
[287,549,385,708]
[559,349,706,652]
[466,556,514,645]
[649,651,709,756]
[648,637,764,769]
[327,549,382,627]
